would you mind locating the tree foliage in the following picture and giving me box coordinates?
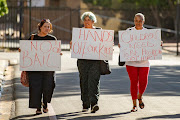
[83,0,112,7]
[0,0,8,17]
[83,0,177,9]
[120,0,177,9]
[83,0,177,27]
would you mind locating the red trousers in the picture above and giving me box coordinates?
[126,65,150,100]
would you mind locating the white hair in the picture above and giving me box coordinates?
[135,13,145,21]
[81,12,97,23]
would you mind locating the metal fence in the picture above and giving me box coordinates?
[0,6,80,49]
[0,6,21,48]
[0,0,179,50]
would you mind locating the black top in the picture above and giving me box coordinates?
[28,34,57,40]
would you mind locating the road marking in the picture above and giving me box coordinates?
[48,103,57,120]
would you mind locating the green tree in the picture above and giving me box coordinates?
[0,0,8,17]
[83,0,112,7]
[120,0,177,28]
[84,0,178,32]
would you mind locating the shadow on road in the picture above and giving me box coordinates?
[137,113,180,120]
[11,65,180,120]
[10,111,131,120]
[13,65,180,101]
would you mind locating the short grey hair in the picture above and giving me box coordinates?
[81,12,97,23]
[134,13,145,21]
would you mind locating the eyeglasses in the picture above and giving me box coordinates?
[41,19,50,22]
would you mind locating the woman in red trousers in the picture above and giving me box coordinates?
[119,13,162,112]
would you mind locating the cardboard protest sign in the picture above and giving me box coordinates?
[20,40,61,71]
[119,29,162,61]
[71,28,114,60]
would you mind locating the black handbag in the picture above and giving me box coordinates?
[100,60,111,75]
[118,54,125,66]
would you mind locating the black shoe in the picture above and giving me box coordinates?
[42,103,47,109]
[42,102,48,113]
[82,108,89,112]
[43,108,48,113]
[138,99,145,109]
[82,104,90,112]
[36,108,42,115]
[91,104,99,113]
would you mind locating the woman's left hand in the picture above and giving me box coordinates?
[18,48,21,52]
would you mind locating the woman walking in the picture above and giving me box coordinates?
[119,13,153,112]
[70,12,101,113]
[20,19,60,115]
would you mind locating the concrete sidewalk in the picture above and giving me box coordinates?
[1,45,180,120]
[0,52,19,120]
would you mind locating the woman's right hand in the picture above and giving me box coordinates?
[18,48,21,52]
[118,43,121,48]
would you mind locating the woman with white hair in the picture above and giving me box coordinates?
[119,13,151,112]
[70,12,101,113]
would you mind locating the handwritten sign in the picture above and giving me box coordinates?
[20,40,61,71]
[71,28,114,60]
[119,29,162,61]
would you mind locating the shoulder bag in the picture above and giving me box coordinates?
[100,60,111,75]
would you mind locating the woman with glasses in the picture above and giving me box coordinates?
[20,19,60,115]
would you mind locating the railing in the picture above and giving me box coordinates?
[0,1,179,51]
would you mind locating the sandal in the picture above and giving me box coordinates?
[36,109,42,115]
[43,108,48,113]
[138,99,145,109]
[43,103,48,113]
[131,106,138,112]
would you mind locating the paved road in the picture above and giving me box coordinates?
[9,46,180,120]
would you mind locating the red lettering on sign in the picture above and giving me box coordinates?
[31,41,37,51]
[43,54,45,65]
[34,53,42,67]
[52,41,61,53]
[99,43,106,59]
[140,34,146,40]
[121,31,131,43]
[87,45,93,52]
[109,31,114,42]
[40,41,52,53]
[79,29,85,40]
[21,50,33,68]
[94,31,102,42]
[21,41,61,70]
[86,30,96,41]
[102,31,110,42]
[82,42,87,57]
[46,53,59,68]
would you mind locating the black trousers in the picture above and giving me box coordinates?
[28,71,55,109]
[77,59,101,108]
